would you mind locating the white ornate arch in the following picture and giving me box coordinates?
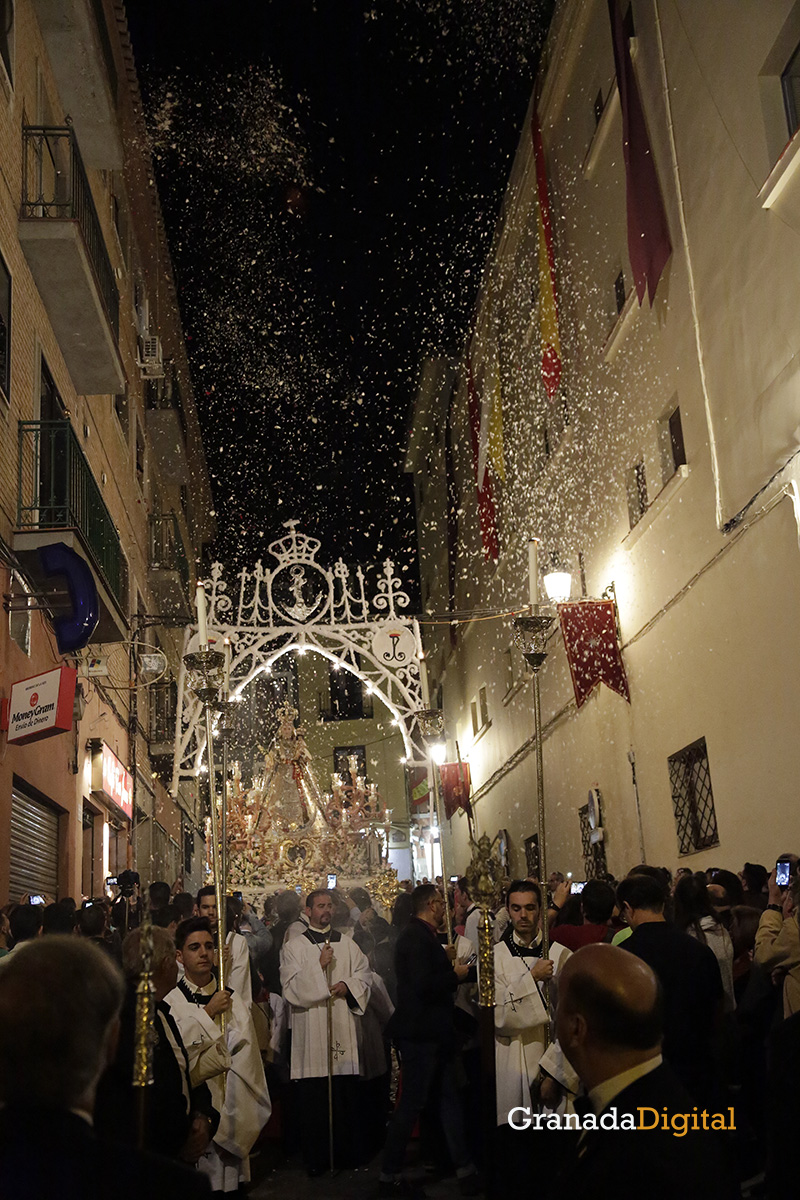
[171,522,427,792]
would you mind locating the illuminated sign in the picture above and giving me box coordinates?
[3,665,76,745]
[90,741,133,821]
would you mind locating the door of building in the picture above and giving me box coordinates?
[81,805,95,898]
[9,786,59,901]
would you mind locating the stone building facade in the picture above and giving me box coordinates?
[0,0,213,903]
[408,0,800,882]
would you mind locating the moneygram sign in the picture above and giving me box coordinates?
[5,665,77,745]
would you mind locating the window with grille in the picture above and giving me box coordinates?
[579,804,607,879]
[0,0,14,87]
[658,402,686,483]
[525,833,540,879]
[668,736,719,855]
[470,687,490,736]
[626,460,648,528]
[782,39,800,137]
[136,421,145,491]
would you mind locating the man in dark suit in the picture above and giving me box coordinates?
[0,935,210,1199]
[554,943,736,1200]
[379,883,480,1197]
[95,925,218,1162]
[616,872,724,1104]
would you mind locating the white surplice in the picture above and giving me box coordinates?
[165,978,271,1192]
[225,930,252,1005]
[493,934,571,1125]
[280,928,371,1078]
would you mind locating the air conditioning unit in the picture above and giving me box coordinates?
[138,335,165,379]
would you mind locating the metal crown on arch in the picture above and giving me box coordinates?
[171,522,426,792]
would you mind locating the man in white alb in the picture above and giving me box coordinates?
[194,885,253,1005]
[166,917,271,1194]
[494,879,575,1125]
[280,888,372,1175]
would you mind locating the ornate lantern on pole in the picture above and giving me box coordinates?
[185,584,228,1017]
[511,537,565,964]
[417,705,454,945]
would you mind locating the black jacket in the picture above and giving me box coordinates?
[95,985,217,1159]
[386,917,458,1045]
[556,1063,737,1200]
[623,922,724,1103]
[0,1106,210,1200]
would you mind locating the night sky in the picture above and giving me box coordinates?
[124,0,553,583]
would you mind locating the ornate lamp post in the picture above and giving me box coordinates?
[186,584,228,1011]
[417,705,454,945]
[511,538,563,961]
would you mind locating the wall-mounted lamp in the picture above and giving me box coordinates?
[543,551,572,604]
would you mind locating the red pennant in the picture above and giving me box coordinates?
[608,0,672,305]
[438,762,472,822]
[407,765,430,808]
[559,600,630,709]
[466,355,500,562]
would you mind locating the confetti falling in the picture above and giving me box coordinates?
[126,0,555,579]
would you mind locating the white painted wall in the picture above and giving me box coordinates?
[411,0,800,884]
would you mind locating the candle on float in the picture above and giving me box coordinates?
[528,538,539,607]
[195,582,209,647]
[412,617,431,707]
[223,638,231,696]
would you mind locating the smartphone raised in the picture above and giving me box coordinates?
[29,895,45,905]
[776,858,793,888]
[327,872,337,889]
[570,881,587,894]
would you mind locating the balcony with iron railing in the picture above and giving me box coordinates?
[19,125,124,395]
[149,681,178,756]
[31,0,123,169]
[149,511,191,614]
[146,368,189,480]
[13,420,127,639]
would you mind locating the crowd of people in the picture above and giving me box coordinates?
[0,854,796,1199]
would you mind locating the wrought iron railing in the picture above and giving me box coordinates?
[17,420,126,608]
[21,125,120,335]
[149,681,177,748]
[145,370,188,442]
[148,511,190,597]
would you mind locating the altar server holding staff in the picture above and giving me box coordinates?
[280,889,372,1175]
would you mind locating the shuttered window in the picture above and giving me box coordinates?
[9,788,59,901]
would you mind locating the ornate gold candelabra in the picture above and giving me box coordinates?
[370,864,399,913]
[133,905,155,1149]
[465,834,503,1006]
[465,832,503,1198]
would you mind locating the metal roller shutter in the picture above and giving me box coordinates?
[8,789,59,901]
